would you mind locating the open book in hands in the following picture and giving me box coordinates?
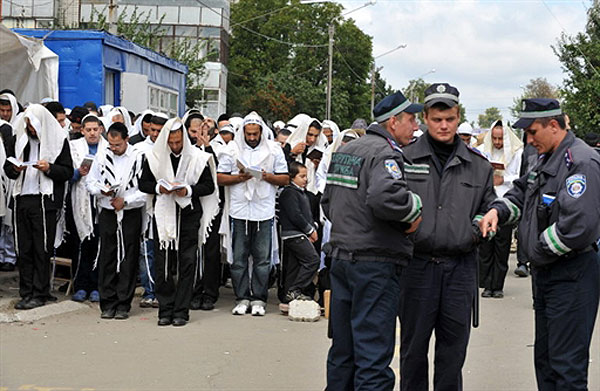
[7,157,37,168]
[489,160,505,170]
[236,159,263,180]
[95,180,120,194]
[157,178,187,192]
[80,155,95,169]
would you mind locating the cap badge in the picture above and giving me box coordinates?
[436,84,446,93]
[522,101,527,111]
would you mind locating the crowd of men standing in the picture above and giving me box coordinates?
[0,83,599,390]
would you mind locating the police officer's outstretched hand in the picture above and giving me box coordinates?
[405,216,422,234]
[479,209,499,238]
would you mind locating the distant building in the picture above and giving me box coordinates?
[2,0,230,118]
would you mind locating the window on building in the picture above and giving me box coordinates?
[148,84,178,118]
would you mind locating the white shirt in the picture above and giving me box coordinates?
[218,143,288,221]
[21,139,41,196]
[490,147,522,198]
[85,145,146,211]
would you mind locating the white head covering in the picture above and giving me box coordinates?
[457,122,473,136]
[108,107,134,137]
[148,118,219,250]
[133,109,155,139]
[273,120,285,130]
[0,93,19,124]
[228,115,244,135]
[482,120,524,166]
[98,105,114,117]
[285,114,328,194]
[322,119,341,143]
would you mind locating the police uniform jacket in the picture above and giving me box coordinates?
[403,134,496,256]
[321,123,421,265]
[492,131,600,267]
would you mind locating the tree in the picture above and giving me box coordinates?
[402,78,467,123]
[510,77,560,118]
[227,0,373,127]
[478,107,502,129]
[553,1,600,135]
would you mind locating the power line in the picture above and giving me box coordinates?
[334,45,388,95]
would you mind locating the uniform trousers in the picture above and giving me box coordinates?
[533,250,599,391]
[398,253,476,391]
[15,195,57,300]
[97,208,142,312]
[154,210,201,320]
[478,225,513,291]
[326,258,402,391]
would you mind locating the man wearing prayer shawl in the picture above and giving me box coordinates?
[217,112,289,316]
[139,118,219,327]
[85,122,146,320]
[4,104,73,310]
[478,120,523,298]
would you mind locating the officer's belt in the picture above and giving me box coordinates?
[414,251,474,263]
[561,244,599,260]
[330,247,408,264]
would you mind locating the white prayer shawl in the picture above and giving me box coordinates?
[108,107,134,136]
[133,109,155,139]
[209,133,228,158]
[181,109,202,126]
[70,135,108,241]
[11,104,69,251]
[218,112,281,265]
[0,135,6,217]
[147,118,219,250]
[229,116,244,134]
[482,120,524,197]
[0,120,14,226]
[322,120,341,142]
[0,93,19,124]
[98,105,114,117]
[285,114,327,194]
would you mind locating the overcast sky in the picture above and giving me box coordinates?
[337,0,591,125]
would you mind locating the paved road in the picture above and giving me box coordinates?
[1,255,598,391]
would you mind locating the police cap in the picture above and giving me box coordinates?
[374,91,423,123]
[513,98,562,129]
[424,83,460,108]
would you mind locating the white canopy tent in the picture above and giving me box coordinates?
[0,24,59,104]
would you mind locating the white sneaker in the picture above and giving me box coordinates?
[232,300,250,315]
[251,304,265,316]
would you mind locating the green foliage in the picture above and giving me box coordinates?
[553,1,600,136]
[77,5,210,109]
[478,107,502,129]
[510,77,560,118]
[228,0,374,127]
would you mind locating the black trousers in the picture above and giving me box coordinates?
[98,208,142,312]
[72,202,99,293]
[281,236,320,299]
[478,225,513,291]
[533,250,599,391]
[154,213,200,320]
[398,253,477,391]
[15,195,57,300]
[192,212,222,302]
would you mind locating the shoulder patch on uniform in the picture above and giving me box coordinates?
[327,152,364,189]
[566,174,586,198]
[384,159,403,179]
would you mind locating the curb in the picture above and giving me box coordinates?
[0,300,88,324]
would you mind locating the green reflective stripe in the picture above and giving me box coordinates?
[404,163,430,174]
[472,214,483,223]
[402,192,422,223]
[543,224,571,256]
[327,174,358,189]
[501,198,521,224]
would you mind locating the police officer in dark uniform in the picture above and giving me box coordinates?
[322,91,423,390]
[479,99,600,391]
[398,83,496,391]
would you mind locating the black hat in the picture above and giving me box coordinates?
[513,98,562,129]
[374,91,423,123]
[83,101,97,112]
[424,83,459,108]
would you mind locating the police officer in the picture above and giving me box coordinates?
[398,83,496,391]
[322,91,423,390]
[479,99,600,391]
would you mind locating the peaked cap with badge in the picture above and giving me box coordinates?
[423,83,460,108]
[374,91,423,123]
[513,98,563,129]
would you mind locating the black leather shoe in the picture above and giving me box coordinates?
[492,290,504,299]
[14,297,31,310]
[46,294,58,302]
[172,318,187,327]
[114,310,129,320]
[189,297,202,310]
[200,298,215,311]
[101,309,116,319]
[157,317,172,326]
[481,289,493,298]
[23,298,46,310]
[0,262,15,272]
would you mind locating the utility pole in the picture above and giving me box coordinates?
[108,0,118,35]
[370,64,383,121]
[326,25,334,120]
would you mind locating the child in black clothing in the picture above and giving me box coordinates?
[278,162,320,303]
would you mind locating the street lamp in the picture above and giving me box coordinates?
[370,44,407,120]
[408,68,436,102]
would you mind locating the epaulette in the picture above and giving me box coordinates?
[466,145,487,160]
[386,138,403,154]
[564,148,574,169]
